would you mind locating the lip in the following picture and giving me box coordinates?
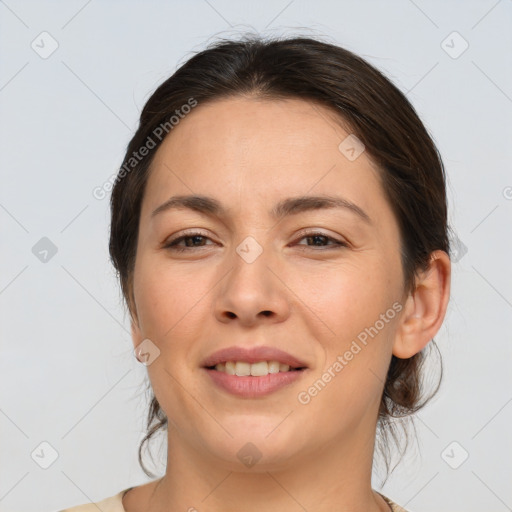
[203,367,308,398]
[201,345,308,369]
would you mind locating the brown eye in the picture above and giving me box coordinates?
[295,232,347,250]
[164,232,215,252]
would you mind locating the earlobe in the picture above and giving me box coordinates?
[392,250,451,359]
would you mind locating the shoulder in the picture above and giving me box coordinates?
[56,487,131,512]
[56,487,407,512]
[379,492,410,512]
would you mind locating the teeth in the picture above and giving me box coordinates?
[214,361,295,376]
[236,361,251,376]
[249,361,266,376]
[268,361,281,374]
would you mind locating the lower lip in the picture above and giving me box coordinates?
[203,368,307,398]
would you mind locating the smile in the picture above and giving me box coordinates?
[203,365,307,398]
[208,360,305,376]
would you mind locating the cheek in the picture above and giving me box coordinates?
[297,265,397,423]
[296,258,395,331]
[294,258,398,377]
[133,255,211,340]
[133,258,212,415]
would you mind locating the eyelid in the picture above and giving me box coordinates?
[292,228,348,245]
[164,228,211,242]
[164,227,344,243]
[162,228,349,255]
[294,227,338,237]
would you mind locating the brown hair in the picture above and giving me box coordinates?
[109,33,451,481]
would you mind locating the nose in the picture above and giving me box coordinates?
[212,242,291,327]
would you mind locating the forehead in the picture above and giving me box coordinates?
[143,96,389,224]
[155,96,360,162]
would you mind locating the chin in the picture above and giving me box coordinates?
[220,413,296,442]
[209,443,301,474]
[200,422,303,469]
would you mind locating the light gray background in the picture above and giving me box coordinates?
[1,1,511,511]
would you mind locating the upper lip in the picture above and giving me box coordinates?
[201,346,308,369]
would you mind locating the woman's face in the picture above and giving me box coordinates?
[131,97,406,470]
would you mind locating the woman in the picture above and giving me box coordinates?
[60,34,451,512]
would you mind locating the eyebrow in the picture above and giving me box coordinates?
[151,194,372,225]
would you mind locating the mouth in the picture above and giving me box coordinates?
[202,360,308,398]
[201,345,308,374]
[204,361,307,376]
[201,346,308,397]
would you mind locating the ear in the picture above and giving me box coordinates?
[393,250,451,359]
[128,294,144,350]
[131,315,143,349]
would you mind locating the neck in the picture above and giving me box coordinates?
[140,421,388,512]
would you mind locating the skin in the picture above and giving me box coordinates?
[123,97,451,512]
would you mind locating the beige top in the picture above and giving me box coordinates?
[58,487,409,512]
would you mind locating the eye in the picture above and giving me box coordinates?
[293,231,348,250]
[163,230,348,253]
[164,231,215,252]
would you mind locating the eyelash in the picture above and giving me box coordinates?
[164,231,348,253]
